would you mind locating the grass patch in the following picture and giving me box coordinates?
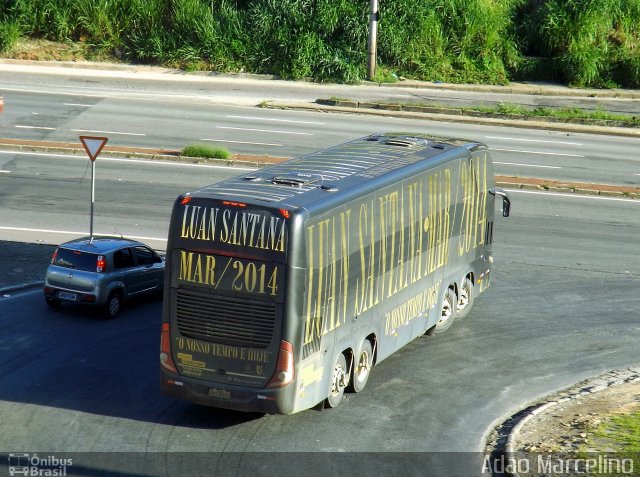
[370,66,398,84]
[182,144,231,160]
[593,411,640,452]
[318,97,640,126]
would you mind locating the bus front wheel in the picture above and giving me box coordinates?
[435,288,457,334]
[326,353,348,408]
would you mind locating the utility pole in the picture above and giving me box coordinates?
[367,0,379,81]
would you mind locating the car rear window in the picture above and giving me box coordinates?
[53,248,98,272]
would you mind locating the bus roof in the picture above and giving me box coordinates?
[187,133,486,212]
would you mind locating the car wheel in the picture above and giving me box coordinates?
[103,292,122,319]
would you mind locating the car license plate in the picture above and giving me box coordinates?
[208,388,231,400]
[58,291,77,301]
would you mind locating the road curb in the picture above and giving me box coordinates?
[485,366,640,476]
[0,139,287,169]
[266,101,640,139]
[3,139,638,201]
[0,281,43,296]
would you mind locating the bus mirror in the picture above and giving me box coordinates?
[490,187,511,217]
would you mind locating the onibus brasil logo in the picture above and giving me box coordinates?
[7,453,72,476]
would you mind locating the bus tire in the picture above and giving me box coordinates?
[435,288,457,334]
[456,277,475,320]
[349,340,373,393]
[326,352,348,408]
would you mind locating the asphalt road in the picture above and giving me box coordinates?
[1,67,639,188]
[0,166,639,476]
[2,61,639,115]
[1,64,639,476]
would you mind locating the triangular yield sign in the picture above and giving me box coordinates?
[80,136,108,162]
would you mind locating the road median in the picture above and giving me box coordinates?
[2,138,638,201]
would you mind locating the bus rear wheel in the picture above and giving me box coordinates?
[326,353,348,408]
[456,277,475,320]
[435,288,457,334]
[349,340,373,393]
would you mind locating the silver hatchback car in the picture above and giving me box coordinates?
[43,236,165,319]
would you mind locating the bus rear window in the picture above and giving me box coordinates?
[52,249,98,271]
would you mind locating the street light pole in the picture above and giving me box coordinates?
[367,0,379,81]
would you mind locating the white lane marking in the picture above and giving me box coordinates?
[507,189,639,203]
[64,103,93,107]
[492,147,584,158]
[15,125,57,130]
[0,150,88,159]
[494,161,562,169]
[486,136,583,146]
[71,128,146,136]
[0,150,259,171]
[0,170,10,173]
[103,157,258,171]
[227,115,324,125]
[201,138,283,147]
[216,126,313,136]
[0,225,167,242]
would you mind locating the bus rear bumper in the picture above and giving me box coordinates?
[160,370,293,414]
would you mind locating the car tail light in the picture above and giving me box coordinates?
[51,248,58,264]
[96,255,106,273]
[160,322,177,373]
[267,340,294,388]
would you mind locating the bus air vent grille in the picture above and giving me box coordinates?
[175,289,276,348]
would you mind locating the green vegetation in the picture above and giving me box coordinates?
[575,411,640,476]
[323,99,640,126]
[593,411,640,452]
[182,143,231,160]
[0,0,639,87]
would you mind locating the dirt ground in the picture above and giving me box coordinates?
[511,381,640,453]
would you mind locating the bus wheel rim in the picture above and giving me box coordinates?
[332,363,345,395]
[458,286,469,311]
[356,350,370,380]
[438,294,453,326]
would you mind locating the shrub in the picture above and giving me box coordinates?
[183,144,231,160]
[0,21,21,53]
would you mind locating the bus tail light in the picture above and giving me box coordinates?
[160,322,178,373]
[279,209,290,219]
[267,340,294,388]
[222,200,246,208]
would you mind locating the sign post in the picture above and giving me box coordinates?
[79,136,108,242]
